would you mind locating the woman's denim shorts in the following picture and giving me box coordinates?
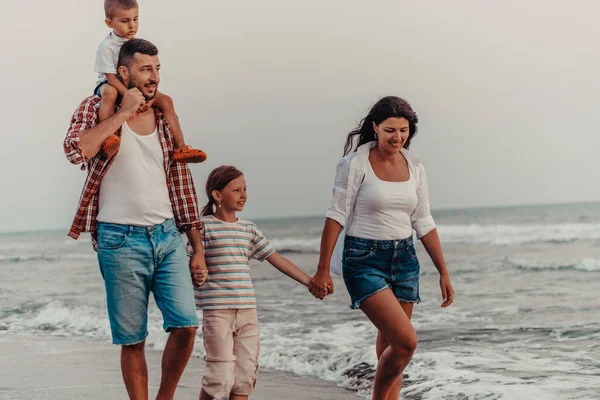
[342,235,421,309]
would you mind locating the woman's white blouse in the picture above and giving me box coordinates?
[326,142,436,274]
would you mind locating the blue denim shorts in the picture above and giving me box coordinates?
[97,218,199,345]
[342,235,421,309]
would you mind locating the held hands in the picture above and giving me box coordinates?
[189,253,208,288]
[121,88,146,116]
[439,273,455,308]
[308,269,334,300]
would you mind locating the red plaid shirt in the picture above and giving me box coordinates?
[64,95,201,249]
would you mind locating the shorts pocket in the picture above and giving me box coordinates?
[407,245,418,260]
[344,247,375,262]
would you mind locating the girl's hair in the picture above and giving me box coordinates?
[343,96,419,156]
[201,165,244,216]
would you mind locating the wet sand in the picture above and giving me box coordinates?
[0,334,357,400]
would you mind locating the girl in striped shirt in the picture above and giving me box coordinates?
[188,165,325,400]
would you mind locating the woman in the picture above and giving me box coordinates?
[309,96,455,399]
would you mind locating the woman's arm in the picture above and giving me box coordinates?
[310,218,343,299]
[420,229,454,307]
[411,163,454,307]
[309,156,352,299]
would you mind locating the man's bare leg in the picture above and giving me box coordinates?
[122,341,149,400]
[155,327,197,400]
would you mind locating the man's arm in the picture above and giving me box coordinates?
[186,229,208,287]
[168,127,203,233]
[78,88,145,159]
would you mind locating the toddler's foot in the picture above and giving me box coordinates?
[101,134,120,159]
[174,145,207,163]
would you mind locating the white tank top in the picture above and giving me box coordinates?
[346,160,418,240]
[97,121,174,226]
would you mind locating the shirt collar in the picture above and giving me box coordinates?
[110,31,130,45]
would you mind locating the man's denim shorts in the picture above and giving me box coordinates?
[96,218,199,345]
[342,235,421,309]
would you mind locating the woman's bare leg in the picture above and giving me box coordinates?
[360,289,417,400]
[375,302,414,400]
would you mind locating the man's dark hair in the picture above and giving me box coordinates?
[104,0,138,19]
[117,39,159,70]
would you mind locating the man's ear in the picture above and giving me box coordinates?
[105,18,113,29]
[117,65,128,81]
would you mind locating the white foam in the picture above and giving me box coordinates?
[4,300,111,339]
[263,224,600,253]
[0,253,96,263]
[510,258,600,272]
[437,223,600,245]
[268,237,321,253]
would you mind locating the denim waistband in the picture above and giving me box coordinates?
[97,218,177,235]
[345,235,414,250]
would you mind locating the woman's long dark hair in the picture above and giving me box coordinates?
[201,165,244,216]
[343,96,419,156]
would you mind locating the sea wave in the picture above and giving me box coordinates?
[510,258,600,272]
[2,300,597,399]
[248,322,566,399]
[1,300,112,338]
[269,223,600,253]
[0,253,96,263]
[437,223,600,245]
[268,237,321,253]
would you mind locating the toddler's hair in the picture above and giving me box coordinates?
[104,0,139,19]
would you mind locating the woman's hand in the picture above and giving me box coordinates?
[439,273,454,308]
[309,269,334,300]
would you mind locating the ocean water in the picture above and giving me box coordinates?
[1,202,599,399]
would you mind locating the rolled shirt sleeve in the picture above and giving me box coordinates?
[411,164,436,238]
[64,98,98,168]
[324,156,351,227]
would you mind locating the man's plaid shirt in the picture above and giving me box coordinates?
[63,95,201,249]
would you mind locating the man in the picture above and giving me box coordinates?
[64,38,207,400]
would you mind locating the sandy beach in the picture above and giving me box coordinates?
[0,334,357,400]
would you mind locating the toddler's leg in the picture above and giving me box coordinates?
[154,92,207,163]
[98,84,120,159]
[99,84,118,121]
[154,92,185,148]
[230,309,260,400]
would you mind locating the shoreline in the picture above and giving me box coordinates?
[0,333,358,400]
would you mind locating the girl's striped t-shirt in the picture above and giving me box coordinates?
[188,215,276,310]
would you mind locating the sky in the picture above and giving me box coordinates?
[1,0,599,233]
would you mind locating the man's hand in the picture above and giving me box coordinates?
[121,88,146,117]
[308,269,334,300]
[189,253,208,288]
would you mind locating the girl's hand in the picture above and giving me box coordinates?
[309,270,334,300]
[439,273,455,308]
[308,283,331,299]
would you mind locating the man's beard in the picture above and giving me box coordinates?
[128,78,158,101]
